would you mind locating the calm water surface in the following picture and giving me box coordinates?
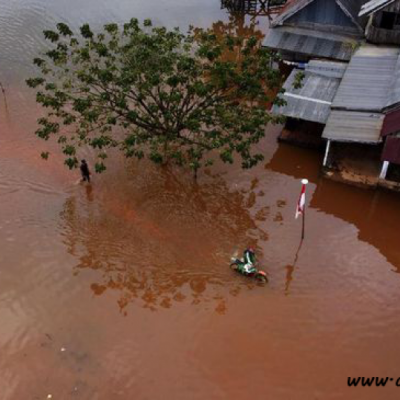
[1,1,400,399]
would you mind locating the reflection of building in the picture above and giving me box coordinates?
[310,179,400,270]
[266,142,400,269]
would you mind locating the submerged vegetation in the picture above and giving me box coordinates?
[27,19,284,176]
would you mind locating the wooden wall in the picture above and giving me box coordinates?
[367,1,400,44]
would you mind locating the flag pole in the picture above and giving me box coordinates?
[296,178,308,240]
[286,178,308,294]
[301,179,308,240]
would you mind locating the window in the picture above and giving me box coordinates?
[380,12,396,29]
[380,11,400,29]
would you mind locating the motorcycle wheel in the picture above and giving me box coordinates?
[256,273,268,283]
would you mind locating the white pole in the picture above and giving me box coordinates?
[323,140,331,167]
[379,161,389,180]
[301,179,308,240]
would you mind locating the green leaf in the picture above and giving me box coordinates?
[95,162,107,173]
[293,71,305,90]
[57,23,73,36]
[80,24,94,39]
[65,157,78,169]
[43,30,60,42]
[26,78,45,88]
[149,151,163,164]
[33,58,46,67]
[27,18,283,177]
[104,23,118,34]
[63,145,76,156]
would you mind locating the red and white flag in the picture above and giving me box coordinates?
[295,179,308,219]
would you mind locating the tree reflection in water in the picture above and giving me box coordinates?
[59,163,268,315]
[58,15,273,314]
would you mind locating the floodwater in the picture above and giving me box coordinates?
[1,1,400,399]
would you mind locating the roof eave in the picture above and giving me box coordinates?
[323,137,382,143]
[384,102,400,113]
[272,0,366,33]
[336,0,366,33]
[359,0,397,17]
[271,0,316,27]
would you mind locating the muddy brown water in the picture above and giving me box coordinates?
[1,1,400,399]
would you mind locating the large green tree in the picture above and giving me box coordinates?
[27,19,284,176]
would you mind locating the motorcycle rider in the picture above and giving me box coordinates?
[230,247,268,283]
[241,247,257,274]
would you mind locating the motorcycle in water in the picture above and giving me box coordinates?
[230,248,268,283]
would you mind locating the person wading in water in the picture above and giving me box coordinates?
[80,159,91,183]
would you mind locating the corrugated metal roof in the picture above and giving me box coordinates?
[323,45,400,142]
[359,0,396,16]
[273,0,367,30]
[385,54,400,109]
[307,59,348,78]
[273,61,346,124]
[285,0,360,30]
[263,26,358,61]
[272,0,314,26]
[332,45,400,111]
[337,0,368,24]
[338,0,370,25]
[322,110,384,142]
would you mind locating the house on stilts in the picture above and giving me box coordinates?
[264,0,368,62]
[266,0,368,149]
[272,59,347,148]
[267,0,400,190]
[322,45,399,187]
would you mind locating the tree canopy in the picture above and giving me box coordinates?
[27,19,285,176]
